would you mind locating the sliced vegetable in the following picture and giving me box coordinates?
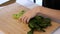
[13,14,20,19]
[13,10,25,19]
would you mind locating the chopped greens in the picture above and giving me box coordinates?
[13,10,25,19]
[27,29,34,34]
[12,10,52,34]
[28,16,51,34]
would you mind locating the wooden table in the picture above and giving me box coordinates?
[0,3,60,34]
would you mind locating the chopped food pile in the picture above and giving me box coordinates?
[13,10,25,19]
[28,16,51,34]
[12,10,52,34]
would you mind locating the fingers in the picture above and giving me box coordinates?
[22,16,26,23]
[20,15,29,23]
[20,16,26,23]
[19,11,37,23]
[24,16,28,23]
[27,18,30,23]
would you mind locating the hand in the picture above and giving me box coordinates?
[19,11,37,23]
[19,6,40,23]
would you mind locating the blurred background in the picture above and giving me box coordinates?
[0,0,42,5]
[0,0,42,8]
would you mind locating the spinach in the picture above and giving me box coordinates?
[27,29,34,34]
[28,16,51,34]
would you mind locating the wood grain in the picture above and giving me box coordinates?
[0,3,60,34]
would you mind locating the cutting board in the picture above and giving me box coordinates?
[0,3,60,34]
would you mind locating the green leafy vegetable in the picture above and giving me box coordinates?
[13,14,20,19]
[13,10,25,19]
[27,29,34,34]
[28,16,52,34]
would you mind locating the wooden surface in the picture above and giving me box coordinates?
[0,3,60,34]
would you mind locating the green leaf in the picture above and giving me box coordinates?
[28,22,35,29]
[27,30,33,34]
[13,10,25,19]
[13,14,20,19]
